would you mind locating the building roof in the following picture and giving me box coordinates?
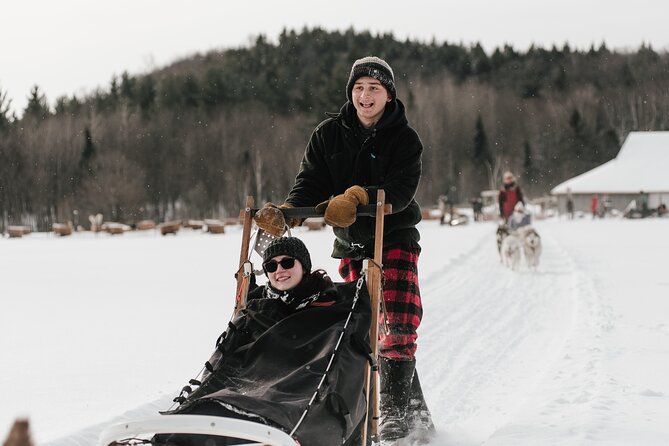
[551,131,669,195]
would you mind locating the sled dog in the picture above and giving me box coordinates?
[500,233,521,271]
[496,224,510,260]
[518,226,542,270]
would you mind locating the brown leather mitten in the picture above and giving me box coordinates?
[324,185,369,228]
[253,202,287,236]
[315,200,330,214]
[279,203,302,228]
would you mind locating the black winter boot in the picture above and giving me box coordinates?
[407,371,436,443]
[379,357,415,442]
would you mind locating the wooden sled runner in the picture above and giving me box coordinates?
[99,191,390,446]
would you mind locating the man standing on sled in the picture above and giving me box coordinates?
[255,56,434,443]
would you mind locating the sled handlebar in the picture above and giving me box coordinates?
[275,203,390,219]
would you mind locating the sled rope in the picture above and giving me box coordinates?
[289,274,366,438]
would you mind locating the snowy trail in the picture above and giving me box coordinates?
[8,219,669,445]
[417,223,605,445]
[40,224,596,446]
[482,234,610,445]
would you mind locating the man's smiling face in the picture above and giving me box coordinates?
[351,76,391,128]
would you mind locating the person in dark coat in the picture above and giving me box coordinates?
[566,199,575,219]
[254,56,432,443]
[566,188,575,220]
[157,237,372,446]
[471,197,483,222]
[498,171,524,221]
[639,190,649,217]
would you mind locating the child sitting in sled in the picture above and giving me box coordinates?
[507,201,532,231]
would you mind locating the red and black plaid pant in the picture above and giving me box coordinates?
[338,245,422,360]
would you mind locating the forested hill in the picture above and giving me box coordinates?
[1,28,668,230]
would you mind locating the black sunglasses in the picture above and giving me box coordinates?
[263,257,296,273]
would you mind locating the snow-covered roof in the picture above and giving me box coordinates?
[551,131,669,195]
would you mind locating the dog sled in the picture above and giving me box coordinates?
[99,192,391,446]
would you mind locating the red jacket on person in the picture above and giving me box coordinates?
[499,186,524,220]
[591,196,599,214]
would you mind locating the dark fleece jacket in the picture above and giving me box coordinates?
[286,100,423,259]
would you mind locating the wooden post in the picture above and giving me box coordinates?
[362,189,389,445]
[234,196,255,317]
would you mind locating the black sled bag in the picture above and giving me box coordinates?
[160,281,372,445]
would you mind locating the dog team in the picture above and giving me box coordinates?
[496,172,542,271]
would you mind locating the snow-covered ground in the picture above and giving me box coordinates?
[2,217,669,445]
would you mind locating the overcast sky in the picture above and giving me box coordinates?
[2,0,668,115]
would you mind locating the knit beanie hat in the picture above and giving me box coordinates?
[263,236,312,273]
[346,56,396,102]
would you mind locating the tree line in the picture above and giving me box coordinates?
[1,27,668,231]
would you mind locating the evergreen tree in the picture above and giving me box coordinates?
[0,85,13,130]
[620,63,636,87]
[110,75,120,102]
[472,114,493,190]
[181,75,201,108]
[94,76,120,112]
[202,68,228,108]
[522,140,536,193]
[568,109,587,160]
[490,47,506,70]
[54,96,68,115]
[553,65,568,91]
[24,85,50,121]
[120,72,135,102]
[473,114,492,166]
[471,43,492,75]
[136,75,156,113]
[80,127,96,174]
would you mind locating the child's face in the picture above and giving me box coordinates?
[351,76,391,128]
